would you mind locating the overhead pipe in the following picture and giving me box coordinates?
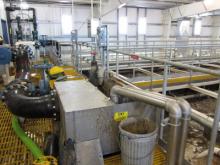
[111,85,182,165]
[5,6,38,44]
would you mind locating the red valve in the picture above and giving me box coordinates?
[131,54,139,60]
[91,51,97,56]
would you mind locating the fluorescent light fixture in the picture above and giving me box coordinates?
[119,16,128,35]
[60,0,69,2]
[20,2,29,9]
[91,18,99,36]
[179,20,190,36]
[61,15,72,35]
[118,3,126,9]
[199,12,212,17]
[138,17,147,35]
[204,0,214,5]
[194,19,202,36]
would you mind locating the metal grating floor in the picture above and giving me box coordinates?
[0,101,166,165]
[104,146,167,165]
[0,102,54,165]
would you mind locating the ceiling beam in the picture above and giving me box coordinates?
[168,0,220,20]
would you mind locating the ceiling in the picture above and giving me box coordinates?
[4,0,202,9]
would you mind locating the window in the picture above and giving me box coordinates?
[119,16,128,35]
[204,0,214,6]
[179,20,190,36]
[20,2,29,9]
[193,19,202,36]
[138,17,147,35]
[91,18,99,36]
[61,15,72,35]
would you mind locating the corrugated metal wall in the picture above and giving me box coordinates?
[32,4,216,40]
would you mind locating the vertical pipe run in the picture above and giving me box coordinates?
[160,44,169,140]
[207,83,220,165]
[116,52,119,76]
[110,86,182,165]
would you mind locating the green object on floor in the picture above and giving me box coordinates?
[12,115,44,160]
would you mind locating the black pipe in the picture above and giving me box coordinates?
[5,6,38,44]
[4,83,58,118]
[44,133,59,157]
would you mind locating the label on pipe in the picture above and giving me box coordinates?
[114,111,128,122]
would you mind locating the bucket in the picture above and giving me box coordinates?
[119,117,158,165]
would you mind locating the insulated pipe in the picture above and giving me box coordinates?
[111,85,182,165]
[110,50,220,77]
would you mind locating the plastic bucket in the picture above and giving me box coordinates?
[119,117,158,165]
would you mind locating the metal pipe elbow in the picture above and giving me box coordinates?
[110,85,121,103]
[165,100,182,119]
[177,98,192,119]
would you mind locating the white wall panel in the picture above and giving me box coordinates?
[108,24,117,36]
[202,16,213,26]
[26,4,216,39]
[128,25,136,36]
[127,8,137,23]
[147,10,162,24]
[0,0,6,36]
[147,25,163,36]
[201,27,212,36]
[102,10,117,22]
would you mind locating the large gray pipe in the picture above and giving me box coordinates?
[118,87,191,165]
[111,85,182,165]
[177,99,191,165]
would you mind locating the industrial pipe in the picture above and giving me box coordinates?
[111,85,182,165]
[177,99,191,165]
[191,109,220,130]
[4,82,58,118]
[117,87,191,164]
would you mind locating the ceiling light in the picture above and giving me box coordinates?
[60,0,69,3]
[193,19,202,36]
[199,12,212,17]
[20,2,29,9]
[204,0,214,6]
[118,3,126,9]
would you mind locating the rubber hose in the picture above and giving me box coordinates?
[12,116,44,160]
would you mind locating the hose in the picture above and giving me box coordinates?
[12,115,44,160]
[12,116,58,165]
